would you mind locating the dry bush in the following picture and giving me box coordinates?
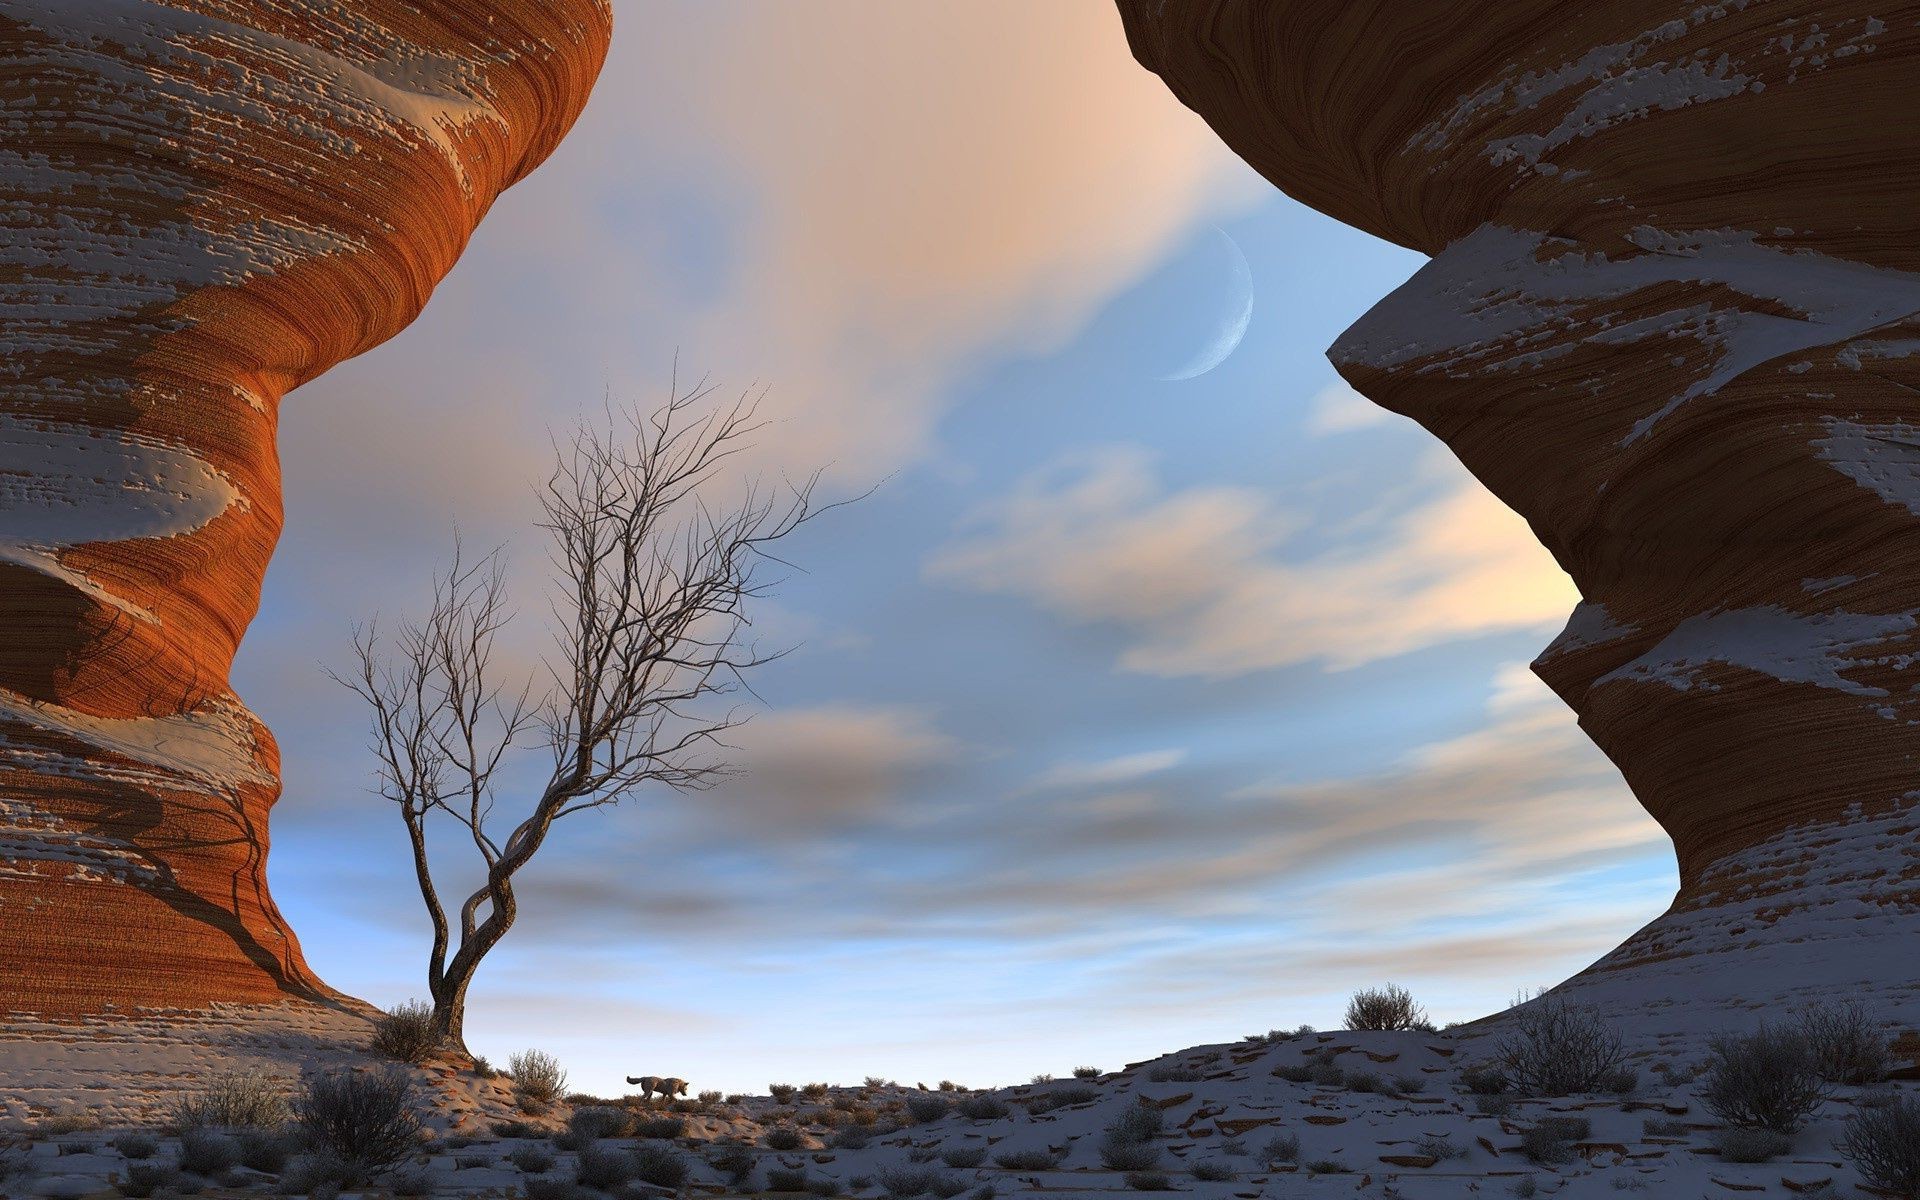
[173,1071,292,1130]
[509,1050,567,1107]
[295,1069,423,1169]
[1495,994,1625,1096]
[1839,1095,1920,1197]
[1701,1024,1831,1133]
[1345,984,1426,1032]
[370,1001,441,1064]
[1800,1000,1891,1085]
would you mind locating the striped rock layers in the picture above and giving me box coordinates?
[1119,1,1920,1023]
[0,1,610,1015]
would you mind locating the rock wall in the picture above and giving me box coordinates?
[1118,1,1920,1026]
[0,1,611,1015]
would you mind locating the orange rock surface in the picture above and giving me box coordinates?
[1121,1,1920,1019]
[0,1,610,1015]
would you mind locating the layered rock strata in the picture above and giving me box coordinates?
[0,1,611,1014]
[1119,1,1920,1024]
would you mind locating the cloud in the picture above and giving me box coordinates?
[1032,748,1186,792]
[927,445,1578,677]
[1303,380,1396,435]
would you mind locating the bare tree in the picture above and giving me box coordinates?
[336,377,842,1051]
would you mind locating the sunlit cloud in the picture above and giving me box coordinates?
[1303,379,1397,435]
[1032,748,1187,791]
[927,446,1578,677]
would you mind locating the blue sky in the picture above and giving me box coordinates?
[234,1,1676,1095]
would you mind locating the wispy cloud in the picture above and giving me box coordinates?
[1303,380,1397,435]
[1032,748,1187,791]
[928,446,1577,677]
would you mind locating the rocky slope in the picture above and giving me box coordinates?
[1117,1,1920,1035]
[0,1,611,1015]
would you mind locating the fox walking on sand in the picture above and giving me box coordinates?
[626,1075,689,1102]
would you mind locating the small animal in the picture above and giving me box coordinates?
[625,1075,689,1102]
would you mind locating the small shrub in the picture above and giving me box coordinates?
[1496,994,1626,1096]
[909,1148,938,1163]
[1716,1127,1792,1163]
[1346,984,1426,1031]
[1475,1093,1515,1117]
[1029,1085,1100,1113]
[831,1126,872,1150]
[1801,1000,1891,1085]
[765,1126,804,1150]
[1460,1063,1509,1095]
[929,1177,970,1199]
[698,1089,723,1105]
[1416,1136,1466,1161]
[768,1167,811,1192]
[1074,1066,1101,1080]
[770,1083,799,1104]
[803,1082,831,1099]
[1600,1066,1639,1094]
[1191,1159,1236,1180]
[956,1095,1009,1120]
[1305,1159,1348,1174]
[1271,1063,1314,1084]
[877,1166,956,1197]
[1308,1061,1345,1087]
[177,1129,241,1176]
[1840,1095,1920,1198]
[906,1095,950,1124]
[1147,1064,1205,1083]
[471,1054,495,1078]
[568,1105,632,1143]
[390,1168,433,1197]
[509,1145,557,1173]
[1261,1132,1301,1163]
[1642,1116,1689,1137]
[574,1145,635,1189]
[941,1147,987,1168]
[1701,1024,1831,1133]
[1100,1139,1162,1172]
[174,1071,292,1130]
[1219,1138,1247,1156]
[238,1128,299,1174]
[370,1000,441,1064]
[706,1140,756,1187]
[992,1148,1062,1170]
[455,1153,489,1169]
[1511,1177,1539,1198]
[118,1163,180,1198]
[1345,1071,1384,1093]
[938,1080,961,1092]
[1125,1172,1173,1190]
[631,1143,691,1188]
[509,1050,568,1107]
[493,1119,541,1138]
[113,1133,159,1160]
[1393,1074,1428,1094]
[295,1068,423,1169]
[1520,1117,1591,1164]
[281,1150,367,1195]
[632,1114,686,1139]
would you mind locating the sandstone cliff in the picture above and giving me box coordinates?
[1119,1,1920,1029]
[0,1,611,1015]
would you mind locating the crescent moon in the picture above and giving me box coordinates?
[1158,228,1254,382]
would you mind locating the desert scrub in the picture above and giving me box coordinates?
[632,1114,686,1139]
[177,1129,241,1176]
[1344,1071,1385,1093]
[1345,983,1426,1031]
[1800,999,1891,1085]
[1271,1062,1315,1084]
[1261,1132,1301,1163]
[706,1140,756,1188]
[1191,1159,1236,1181]
[768,1167,811,1192]
[296,1068,423,1169]
[1475,1093,1516,1117]
[1416,1136,1466,1161]
[941,1147,987,1168]
[116,1163,180,1198]
[369,1000,440,1064]
[956,1095,1010,1120]
[1641,1117,1690,1138]
[508,1145,557,1173]
[509,1050,568,1108]
[631,1144,692,1188]
[557,1105,631,1148]
[1520,1117,1591,1165]
[282,1149,370,1194]
[1099,1106,1165,1171]
[1393,1074,1428,1094]
[764,1125,805,1150]
[1074,1066,1101,1079]
[992,1148,1063,1170]
[803,1082,831,1099]
[1459,1063,1509,1095]
[1027,1085,1099,1113]
[1496,993,1626,1096]
[1839,1094,1920,1197]
[238,1127,299,1173]
[831,1126,872,1150]
[877,1166,963,1197]
[174,1070,292,1129]
[1702,1024,1831,1132]
[112,1133,158,1160]
[1125,1172,1174,1190]
[390,1167,435,1197]
[1304,1159,1348,1174]
[906,1095,951,1124]
[1715,1127,1792,1163]
[574,1145,636,1189]
[770,1083,799,1104]
[492,1119,542,1138]
[454,1153,490,1169]
[1147,1064,1206,1083]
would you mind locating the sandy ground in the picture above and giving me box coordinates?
[1,1002,1910,1198]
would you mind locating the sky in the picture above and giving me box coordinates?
[236,0,1678,1096]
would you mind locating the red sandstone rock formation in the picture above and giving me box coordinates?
[0,1,610,1015]
[1120,1,1920,1024]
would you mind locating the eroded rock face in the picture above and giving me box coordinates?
[0,1,611,1015]
[1119,1,1920,1024]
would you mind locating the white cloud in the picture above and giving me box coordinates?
[927,446,1577,678]
[700,704,962,833]
[1033,748,1186,791]
[1303,380,1396,435]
